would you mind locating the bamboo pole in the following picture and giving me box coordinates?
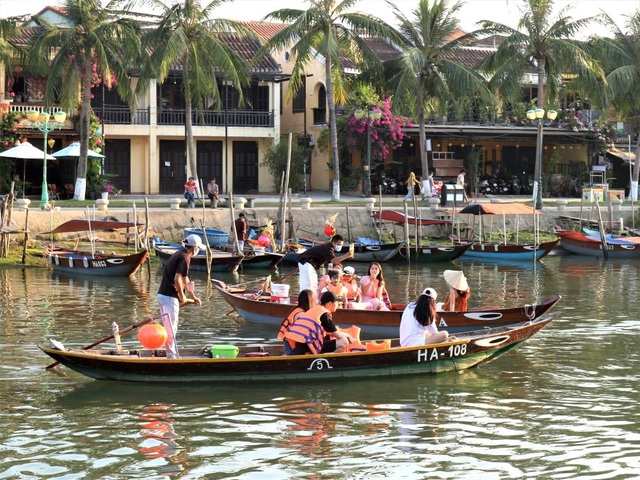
[595,198,608,258]
[377,188,383,241]
[21,208,29,264]
[281,134,293,251]
[229,191,242,255]
[403,201,410,260]
[345,206,352,243]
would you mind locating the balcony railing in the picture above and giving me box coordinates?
[158,108,273,127]
[97,106,150,125]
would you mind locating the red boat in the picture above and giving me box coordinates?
[372,210,452,226]
[212,280,561,338]
[554,228,640,259]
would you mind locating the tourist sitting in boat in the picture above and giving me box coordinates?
[278,289,315,355]
[297,235,354,294]
[341,266,363,305]
[283,291,355,355]
[317,263,342,297]
[400,288,449,347]
[321,269,348,305]
[440,270,471,312]
[360,262,390,311]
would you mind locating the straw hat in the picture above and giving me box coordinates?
[443,270,468,291]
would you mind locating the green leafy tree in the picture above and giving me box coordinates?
[387,0,490,178]
[258,0,401,200]
[0,111,24,192]
[261,137,306,192]
[141,0,251,189]
[592,11,640,196]
[27,0,142,200]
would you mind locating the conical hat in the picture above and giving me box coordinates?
[443,270,468,291]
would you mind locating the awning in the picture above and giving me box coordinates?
[458,203,540,215]
[607,147,636,162]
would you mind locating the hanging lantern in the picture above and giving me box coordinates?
[138,324,168,349]
[324,224,336,237]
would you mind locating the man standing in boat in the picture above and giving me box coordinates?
[157,234,203,358]
[297,234,354,294]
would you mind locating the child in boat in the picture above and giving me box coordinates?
[440,270,471,312]
[360,262,390,310]
[400,288,449,347]
[321,269,348,305]
[317,263,342,298]
[341,266,363,307]
[278,289,315,355]
[283,291,354,355]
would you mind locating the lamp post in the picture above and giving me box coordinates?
[353,108,382,197]
[526,108,557,209]
[26,109,67,209]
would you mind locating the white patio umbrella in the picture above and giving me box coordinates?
[0,142,55,198]
[52,141,105,159]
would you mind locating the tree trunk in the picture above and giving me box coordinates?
[74,61,93,201]
[417,86,427,178]
[183,54,198,189]
[325,56,340,201]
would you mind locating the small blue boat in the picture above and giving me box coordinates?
[183,227,229,246]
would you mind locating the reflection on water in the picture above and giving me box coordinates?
[1,258,640,479]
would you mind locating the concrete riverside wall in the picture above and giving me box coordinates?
[6,204,638,245]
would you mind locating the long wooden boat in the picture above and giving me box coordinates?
[212,244,285,269]
[399,243,472,262]
[458,239,559,262]
[554,229,640,259]
[372,209,452,226]
[46,246,148,277]
[297,238,404,263]
[183,227,229,246]
[213,280,561,337]
[153,240,243,272]
[38,313,558,383]
[44,220,148,277]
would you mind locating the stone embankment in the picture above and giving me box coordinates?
[7,199,637,246]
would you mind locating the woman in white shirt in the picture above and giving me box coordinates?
[399,288,449,347]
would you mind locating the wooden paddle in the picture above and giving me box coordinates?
[45,316,156,370]
[274,268,298,284]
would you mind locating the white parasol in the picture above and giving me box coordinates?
[52,141,105,159]
[0,142,55,197]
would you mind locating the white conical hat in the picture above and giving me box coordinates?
[443,270,468,291]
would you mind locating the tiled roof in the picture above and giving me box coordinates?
[243,21,288,41]
[443,47,495,68]
[217,33,281,73]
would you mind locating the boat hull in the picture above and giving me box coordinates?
[38,313,556,383]
[184,227,229,246]
[556,230,640,258]
[460,239,559,262]
[297,239,404,263]
[154,243,243,272]
[47,248,148,277]
[399,243,471,262]
[213,282,561,337]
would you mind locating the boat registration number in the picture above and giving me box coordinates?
[418,343,467,361]
[91,260,107,268]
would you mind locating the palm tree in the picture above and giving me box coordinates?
[0,16,22,70]
[593,11,640,199]
[27,0,142,200]
[387,0,491,179]
[477,0,602,120]
[142,0,251,190]
[259,0,401,201]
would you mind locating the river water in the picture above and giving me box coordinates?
[1,256,639,479]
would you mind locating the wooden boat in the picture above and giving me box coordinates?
[458,239,559,262]
[212,244,285,269]
[45,220,148,277]
[153,239,243,272]
[372,209,452,226]
[399,242,472,262]
[38,312,558,383]
[183,227,229,246]
[554,228,640,259]
[457,203,558,262]
[213,280,561,337]
[297,237,404,263]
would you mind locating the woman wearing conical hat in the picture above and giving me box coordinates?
[441,270,471,312]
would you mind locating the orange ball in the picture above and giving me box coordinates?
[138,324,168,349]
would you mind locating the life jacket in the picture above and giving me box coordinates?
[344,280,359,300]
[324,282,345,298]
[382,288,391,308]
[284,305,329,354]
[278,307,303,340]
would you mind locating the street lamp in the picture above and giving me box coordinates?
[353,108,382,197]
[526,107,557,209]
[25,109,67,209]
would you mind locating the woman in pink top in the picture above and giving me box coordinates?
[359,262,389,310]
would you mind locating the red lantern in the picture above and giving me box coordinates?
[138,324,168,349]
[324,224,336,237]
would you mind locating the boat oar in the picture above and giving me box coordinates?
[274,268,298,284]
[45,316,156,370]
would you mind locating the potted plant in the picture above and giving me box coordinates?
[100,182,121,199]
